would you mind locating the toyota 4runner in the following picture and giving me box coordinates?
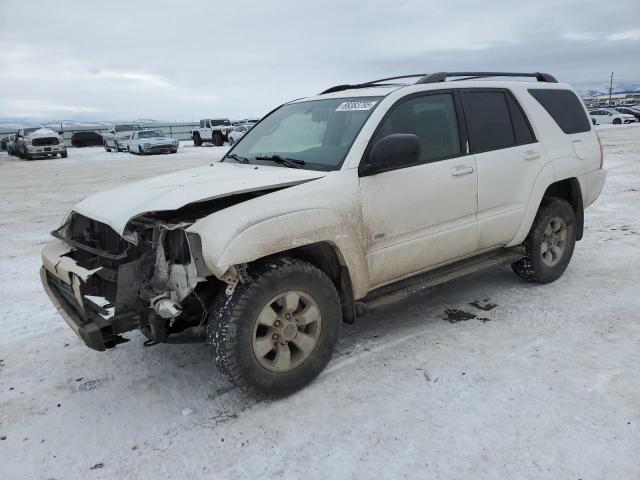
[41,72,607,398]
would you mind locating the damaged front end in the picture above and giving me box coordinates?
[41,212,215,351]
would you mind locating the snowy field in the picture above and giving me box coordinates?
[0,128,639,479]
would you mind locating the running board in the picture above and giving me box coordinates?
[363,247,524,310]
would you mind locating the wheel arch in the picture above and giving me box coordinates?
[542,177,584,240]
[508,164,584,246]
[192,208,370,309]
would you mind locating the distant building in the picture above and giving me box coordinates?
[582,92,640,108]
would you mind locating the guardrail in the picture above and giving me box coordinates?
[0,122,200,146]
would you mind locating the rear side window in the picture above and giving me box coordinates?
[463,92,512,152]
[505,93,535,145]
[528,89,591,134]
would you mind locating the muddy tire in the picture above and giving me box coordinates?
[193,133,202,146]
[212,132,223,146]
[512,198,577,283]
[207,257,342,399]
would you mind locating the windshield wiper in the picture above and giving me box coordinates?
[225,153,250,164]
[255,154,306,169]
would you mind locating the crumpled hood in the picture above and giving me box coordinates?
[73,162,327,235]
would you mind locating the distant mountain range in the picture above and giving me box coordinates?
[0,118,162,130]
[573,81,640,98]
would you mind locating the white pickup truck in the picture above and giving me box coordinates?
[191,118,233,146]
[15,127,67,160]
[41,71,606,399]
[103,124,143,152]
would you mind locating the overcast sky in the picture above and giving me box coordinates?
[1,0,639,121]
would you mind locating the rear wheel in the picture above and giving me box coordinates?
[208,257,342,399]
[512,198,577,283]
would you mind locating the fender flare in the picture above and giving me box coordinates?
[197,209,371,299]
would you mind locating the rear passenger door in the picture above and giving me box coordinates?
[461,89,544,249]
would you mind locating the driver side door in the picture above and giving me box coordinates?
[359,91,479,289]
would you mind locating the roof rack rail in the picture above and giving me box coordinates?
[320,74,426,94]
[415,72,558,84]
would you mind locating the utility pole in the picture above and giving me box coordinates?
[608,72,614,106]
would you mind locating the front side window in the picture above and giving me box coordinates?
[371,93,461,163]
[227,96,382,170]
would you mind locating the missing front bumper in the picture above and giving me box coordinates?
[40,239,139,351]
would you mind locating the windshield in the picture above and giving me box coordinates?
[138,130,164,138]
[115,124,140,132]
[226,97,382,170]
[24,128,38,135]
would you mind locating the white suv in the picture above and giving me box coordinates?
[589,108,636,125]
[41,71,606,398]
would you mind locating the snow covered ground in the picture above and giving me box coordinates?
[0,129,639,479]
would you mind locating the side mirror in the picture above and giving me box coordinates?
[360,133,420,176]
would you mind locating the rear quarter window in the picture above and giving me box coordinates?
[528,89,591,134]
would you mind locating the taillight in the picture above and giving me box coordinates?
[596,132,604,169]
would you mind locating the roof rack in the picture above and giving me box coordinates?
[320,74,426,94]
[319,71,558,95]
[415,72,558,84]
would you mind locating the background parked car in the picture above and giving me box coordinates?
[5,134,16,155]
[191,118,232,146]
[589,108,636,125]
[103,124,142,152]
[227,123,253,145]
[124,129,179,155]
[71,131,103,147]
[14,127,67,160]
[614,106,640,121]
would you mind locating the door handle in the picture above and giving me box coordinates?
[452,166,474,176]
[524,151,541,161]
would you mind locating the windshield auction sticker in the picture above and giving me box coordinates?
[335,101,377,111]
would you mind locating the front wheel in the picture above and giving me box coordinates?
[512,198,577,283]
[212,132,223,146]
[61,150,67,158]
[208,257,342,399]
[613,118,622,125]
[193,133,202,146]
